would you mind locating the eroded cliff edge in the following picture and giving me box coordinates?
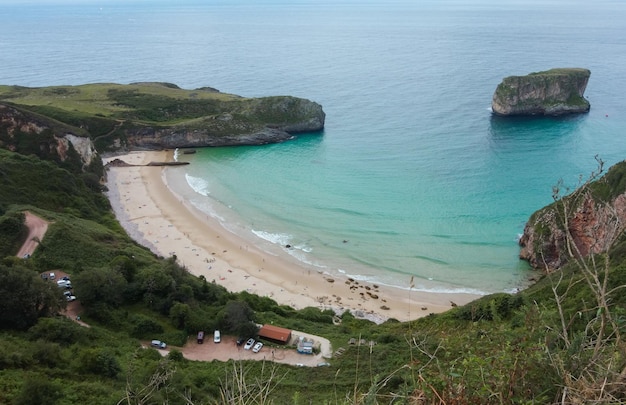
[519,161,626,272]
[492,68,590,116]
[0,82,326,165]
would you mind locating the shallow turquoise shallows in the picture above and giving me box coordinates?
[2,0,626,294]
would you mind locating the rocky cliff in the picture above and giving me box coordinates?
[0,103,97,171]
[0,83,326,153]
[123,95,325,149]
[519,161,626,271]
[492,68,590,116]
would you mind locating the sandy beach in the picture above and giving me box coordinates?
[104,150,479,323]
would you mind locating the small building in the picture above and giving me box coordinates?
[258,324,292,345]
[297,336,314,354]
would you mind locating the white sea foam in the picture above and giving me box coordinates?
[185,174,210,197]
[251,229,292,246]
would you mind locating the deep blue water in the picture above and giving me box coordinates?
[2,0,626,294]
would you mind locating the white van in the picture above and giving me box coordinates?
[214,330,221,343]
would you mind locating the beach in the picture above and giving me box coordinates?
[104,150,480,323]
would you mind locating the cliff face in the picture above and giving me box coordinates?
[519,161,626,272]
[0,103,97,170]
[492,68,591,116]
[123,96,325,149]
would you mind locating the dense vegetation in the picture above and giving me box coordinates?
[1,125,626,403]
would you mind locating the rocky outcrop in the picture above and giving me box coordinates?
[126,96,326,149]
[0,83,326,151]
[492,68,590,116]
[123,96,325,149]
[519,161,626,271]
[0,103,97,169]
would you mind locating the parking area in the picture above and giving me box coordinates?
[159,335,330,367]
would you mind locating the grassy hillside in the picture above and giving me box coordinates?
[0,83,325,152]
[1,138,626,402]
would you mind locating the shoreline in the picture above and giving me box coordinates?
[104,150,480,323]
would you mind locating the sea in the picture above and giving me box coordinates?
[2,0,626,296]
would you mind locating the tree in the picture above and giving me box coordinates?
[169,302,190,329]
[136,266,175,297]
[221,300,257,338]
[0,264,62,330]
[73,266,127,307]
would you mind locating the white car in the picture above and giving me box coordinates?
[214,330,221,343]
[252,342,263,353]
[151,340,167,349]
[65,295,77,302]
[243,338,255,350]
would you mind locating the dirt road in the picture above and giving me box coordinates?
[16,211,48,258]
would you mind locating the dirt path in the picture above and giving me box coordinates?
[16,211,48,258]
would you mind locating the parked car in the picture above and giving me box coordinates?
[252,342,263,353]
[197,331,204,344]
[57,279,71,288]
[244,338,255,350]
[214,330,221,343]
[49,272,56,280]
[65,295,77,302]
[151,340,167,349]
[236,337,245,346]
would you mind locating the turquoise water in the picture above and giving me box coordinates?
[2,0,626,294]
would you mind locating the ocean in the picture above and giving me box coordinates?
[2,0,626,295]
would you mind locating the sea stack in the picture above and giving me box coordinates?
[492,68,591,116]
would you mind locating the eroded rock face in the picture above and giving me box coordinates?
[0,103,96,168]
[492,68,590,116]
[122,96,325,149]
[519,162,626,272]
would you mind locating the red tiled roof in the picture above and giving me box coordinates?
[258,324,292,343]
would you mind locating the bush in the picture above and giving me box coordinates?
[28,317,88,346]
[14,376,62,405]
[455,293,525,322]
[76,347,121,378]
[129,314,164,338]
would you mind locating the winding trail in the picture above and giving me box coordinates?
[16,211,48,258]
